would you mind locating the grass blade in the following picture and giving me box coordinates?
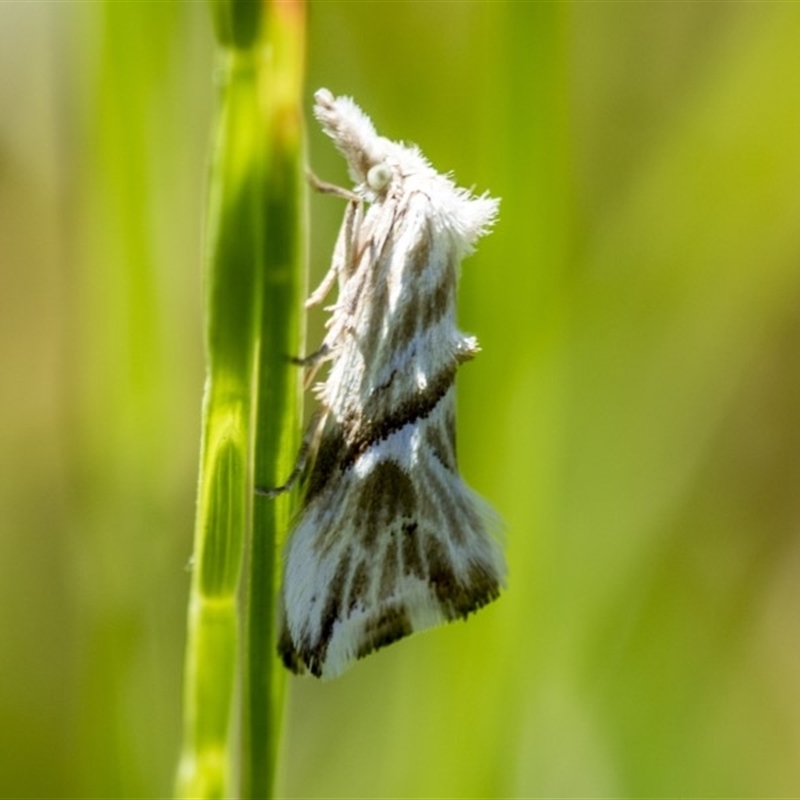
[176,17,267,800]
[242,2,306,798]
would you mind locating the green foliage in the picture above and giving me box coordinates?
[176,3,306,797]
[175,47,263,798]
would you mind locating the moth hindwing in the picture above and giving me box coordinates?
[277,88,505,680]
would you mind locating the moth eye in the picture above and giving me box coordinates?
[367,162,392,192]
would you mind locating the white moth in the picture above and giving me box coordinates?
[277,88,506,679]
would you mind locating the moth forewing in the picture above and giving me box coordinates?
[277,88,505,679]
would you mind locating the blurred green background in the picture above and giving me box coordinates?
[2,2,800,798]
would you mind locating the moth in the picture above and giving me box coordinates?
[275,88,506,679]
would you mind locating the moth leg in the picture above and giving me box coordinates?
[306,200,361,308]
[289,343,330,368]
[289,344,333,388]
[306,176,363,308]
[255,456,305,499]
[306,263,338,309]
[255,409,323,498]
[306,169,360,202]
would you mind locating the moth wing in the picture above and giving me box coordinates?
[278,415,505,680]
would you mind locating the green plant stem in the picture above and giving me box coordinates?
[242,3,307,798]
[175,47,265,799]
[177,2,306,798]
